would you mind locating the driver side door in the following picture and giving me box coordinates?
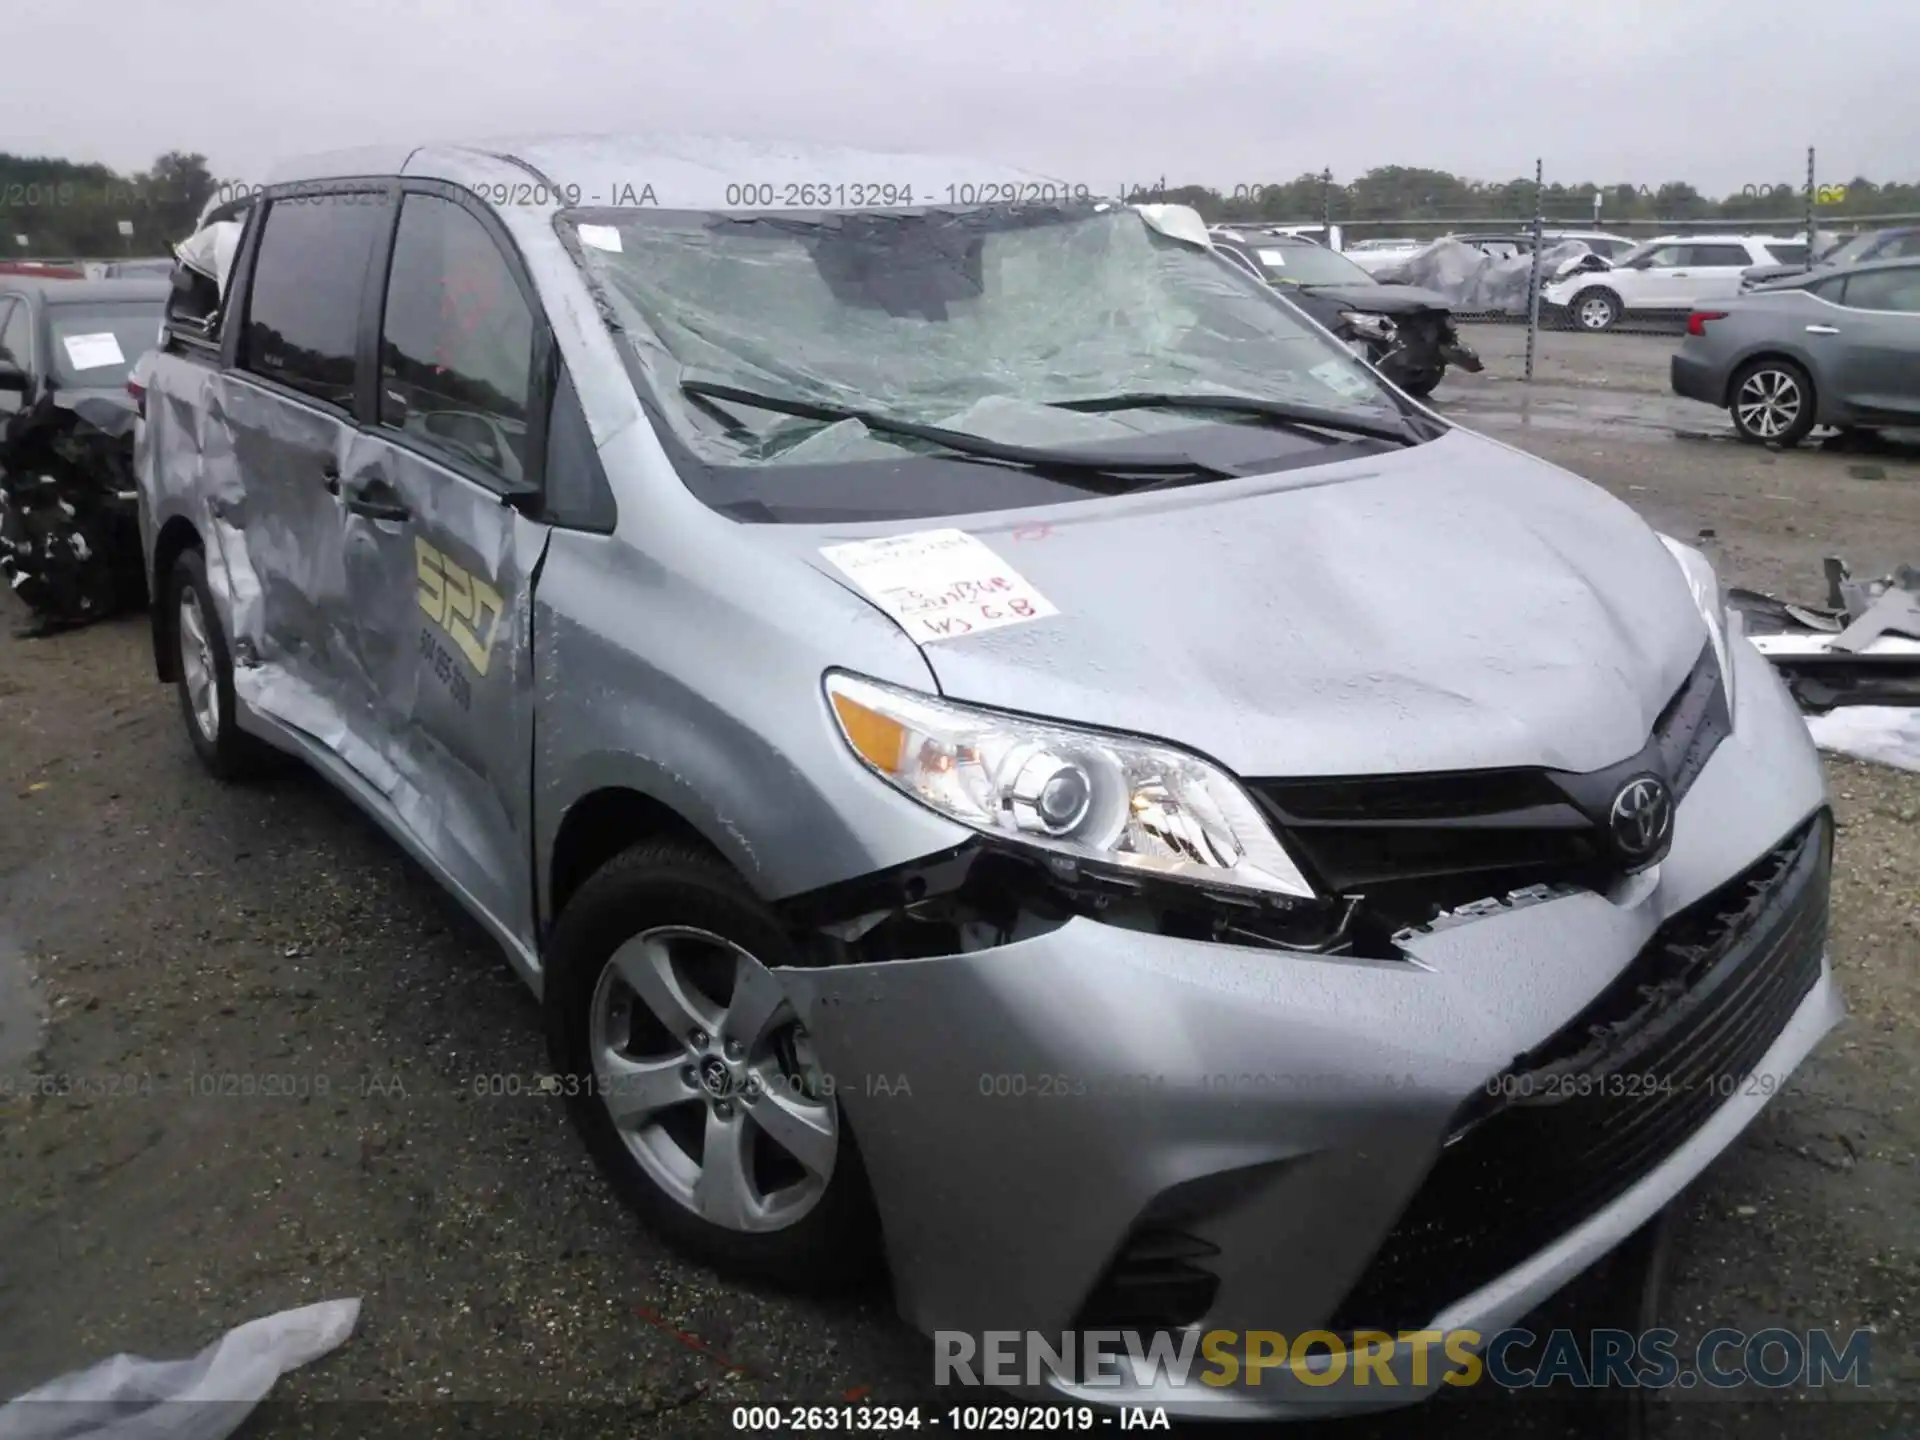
[1616,243,1694,310]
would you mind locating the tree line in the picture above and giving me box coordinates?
[6,150,1917,257]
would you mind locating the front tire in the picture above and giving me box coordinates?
[544,838,881,1290]
[1572,287,1621,331]
[1398,366,1445,399]
[166,548,276,780]
[1729,358,1817,447]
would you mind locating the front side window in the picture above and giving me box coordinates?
[1756,242,1808,267]
[377,193,535,486]
[1639,245,1691,269]
[241,191,390,408]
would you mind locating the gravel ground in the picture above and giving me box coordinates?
[1,330,1915,1438]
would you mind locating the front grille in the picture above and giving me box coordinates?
[1247,642,1729,925]
[1327,812,1830,1335]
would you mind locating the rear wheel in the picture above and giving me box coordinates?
[1572,287,1621,331]
[544,838,881,1290]
[1729,358,1817,447]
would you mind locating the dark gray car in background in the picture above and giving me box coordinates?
[1671,256,1920,446]
[1739,225,1920,292]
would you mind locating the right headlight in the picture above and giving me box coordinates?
[824,671,1317,901]
[1658,535,1739,727]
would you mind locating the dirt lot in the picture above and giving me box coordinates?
[1,328,1916,1438]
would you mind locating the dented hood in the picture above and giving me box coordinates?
[794,428,1707,778]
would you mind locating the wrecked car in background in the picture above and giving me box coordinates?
[1371,235,1607,314]
[137,136,1840,1422]
[0,276,167,627]
[1210,227,1482,395]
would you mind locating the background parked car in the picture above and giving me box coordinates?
[1670,256,1920,446]
[1740,225,1920,291]
[1544,234,1807,331]
[0,276,166,626]
[1209,228,1482,394]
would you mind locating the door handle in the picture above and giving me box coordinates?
[1670,272,1690,278]
[343,474,411,523]
[1805,324,1841,334]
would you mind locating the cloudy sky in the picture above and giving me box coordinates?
[10,0,1917,196]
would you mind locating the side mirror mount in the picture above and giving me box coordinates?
[0,359,30,393]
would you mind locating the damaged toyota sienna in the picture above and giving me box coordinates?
[135,136,1839,1421]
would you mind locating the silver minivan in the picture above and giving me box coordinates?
[137,136,1839,1420]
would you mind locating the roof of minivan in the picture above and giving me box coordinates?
[261,134,1080,210]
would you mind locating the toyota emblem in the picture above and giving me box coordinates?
[698,1056,733,1098]
[1608,775,1674,861]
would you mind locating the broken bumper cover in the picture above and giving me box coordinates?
[776,641,1838,1420]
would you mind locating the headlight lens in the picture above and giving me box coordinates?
[824,672,1317,900]
[1658,535,1738,724]
[1340,310,1397,341]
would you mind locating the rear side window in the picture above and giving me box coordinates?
[241,191,389,409]
[1837,266,1920,313]
[377,193,536,486]
[1687,244,1753,267]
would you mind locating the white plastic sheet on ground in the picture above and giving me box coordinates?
[1805,707,1920,773]
[0,1298,360,1440]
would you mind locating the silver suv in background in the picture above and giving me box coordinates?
[136,136,1839,1421]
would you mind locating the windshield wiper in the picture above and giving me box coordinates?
[1045,391,1433,445]
[681,379,1238,485]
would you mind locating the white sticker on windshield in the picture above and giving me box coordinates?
[62,332,126,370]
[1257,248,1287,265]
[575,224,622,253]
[1310,359,1376,400]
[820,528,1058,644]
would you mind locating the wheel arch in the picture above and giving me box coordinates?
[1722,349,1817,409]
[542,781,732,946]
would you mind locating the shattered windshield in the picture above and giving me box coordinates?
[564,204,1404,468]
[48,305,162,388]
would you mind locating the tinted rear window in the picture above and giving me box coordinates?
[242,191,390,409]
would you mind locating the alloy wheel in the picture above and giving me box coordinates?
[1578,293,1616,330]
[1735,369,1802,440]
[588,925,837,1233]
[178,584,220,742]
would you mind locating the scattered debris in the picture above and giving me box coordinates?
[1732,556,1920,770]
[0,1297,360,1440]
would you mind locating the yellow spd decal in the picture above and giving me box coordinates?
[416,538,505,678]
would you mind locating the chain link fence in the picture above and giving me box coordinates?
[1168,152,1920,377]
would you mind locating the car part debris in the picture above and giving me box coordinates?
[1730,557,1920,768]
[0,1297,360,1440]
[0,389,145,631]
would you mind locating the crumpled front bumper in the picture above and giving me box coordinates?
[776,640,1839,1420]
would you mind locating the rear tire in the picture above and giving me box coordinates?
[1729,358,1817,448]
[166,548,277,780]
[1572,287,1621,331]
[544,838,882,1291]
